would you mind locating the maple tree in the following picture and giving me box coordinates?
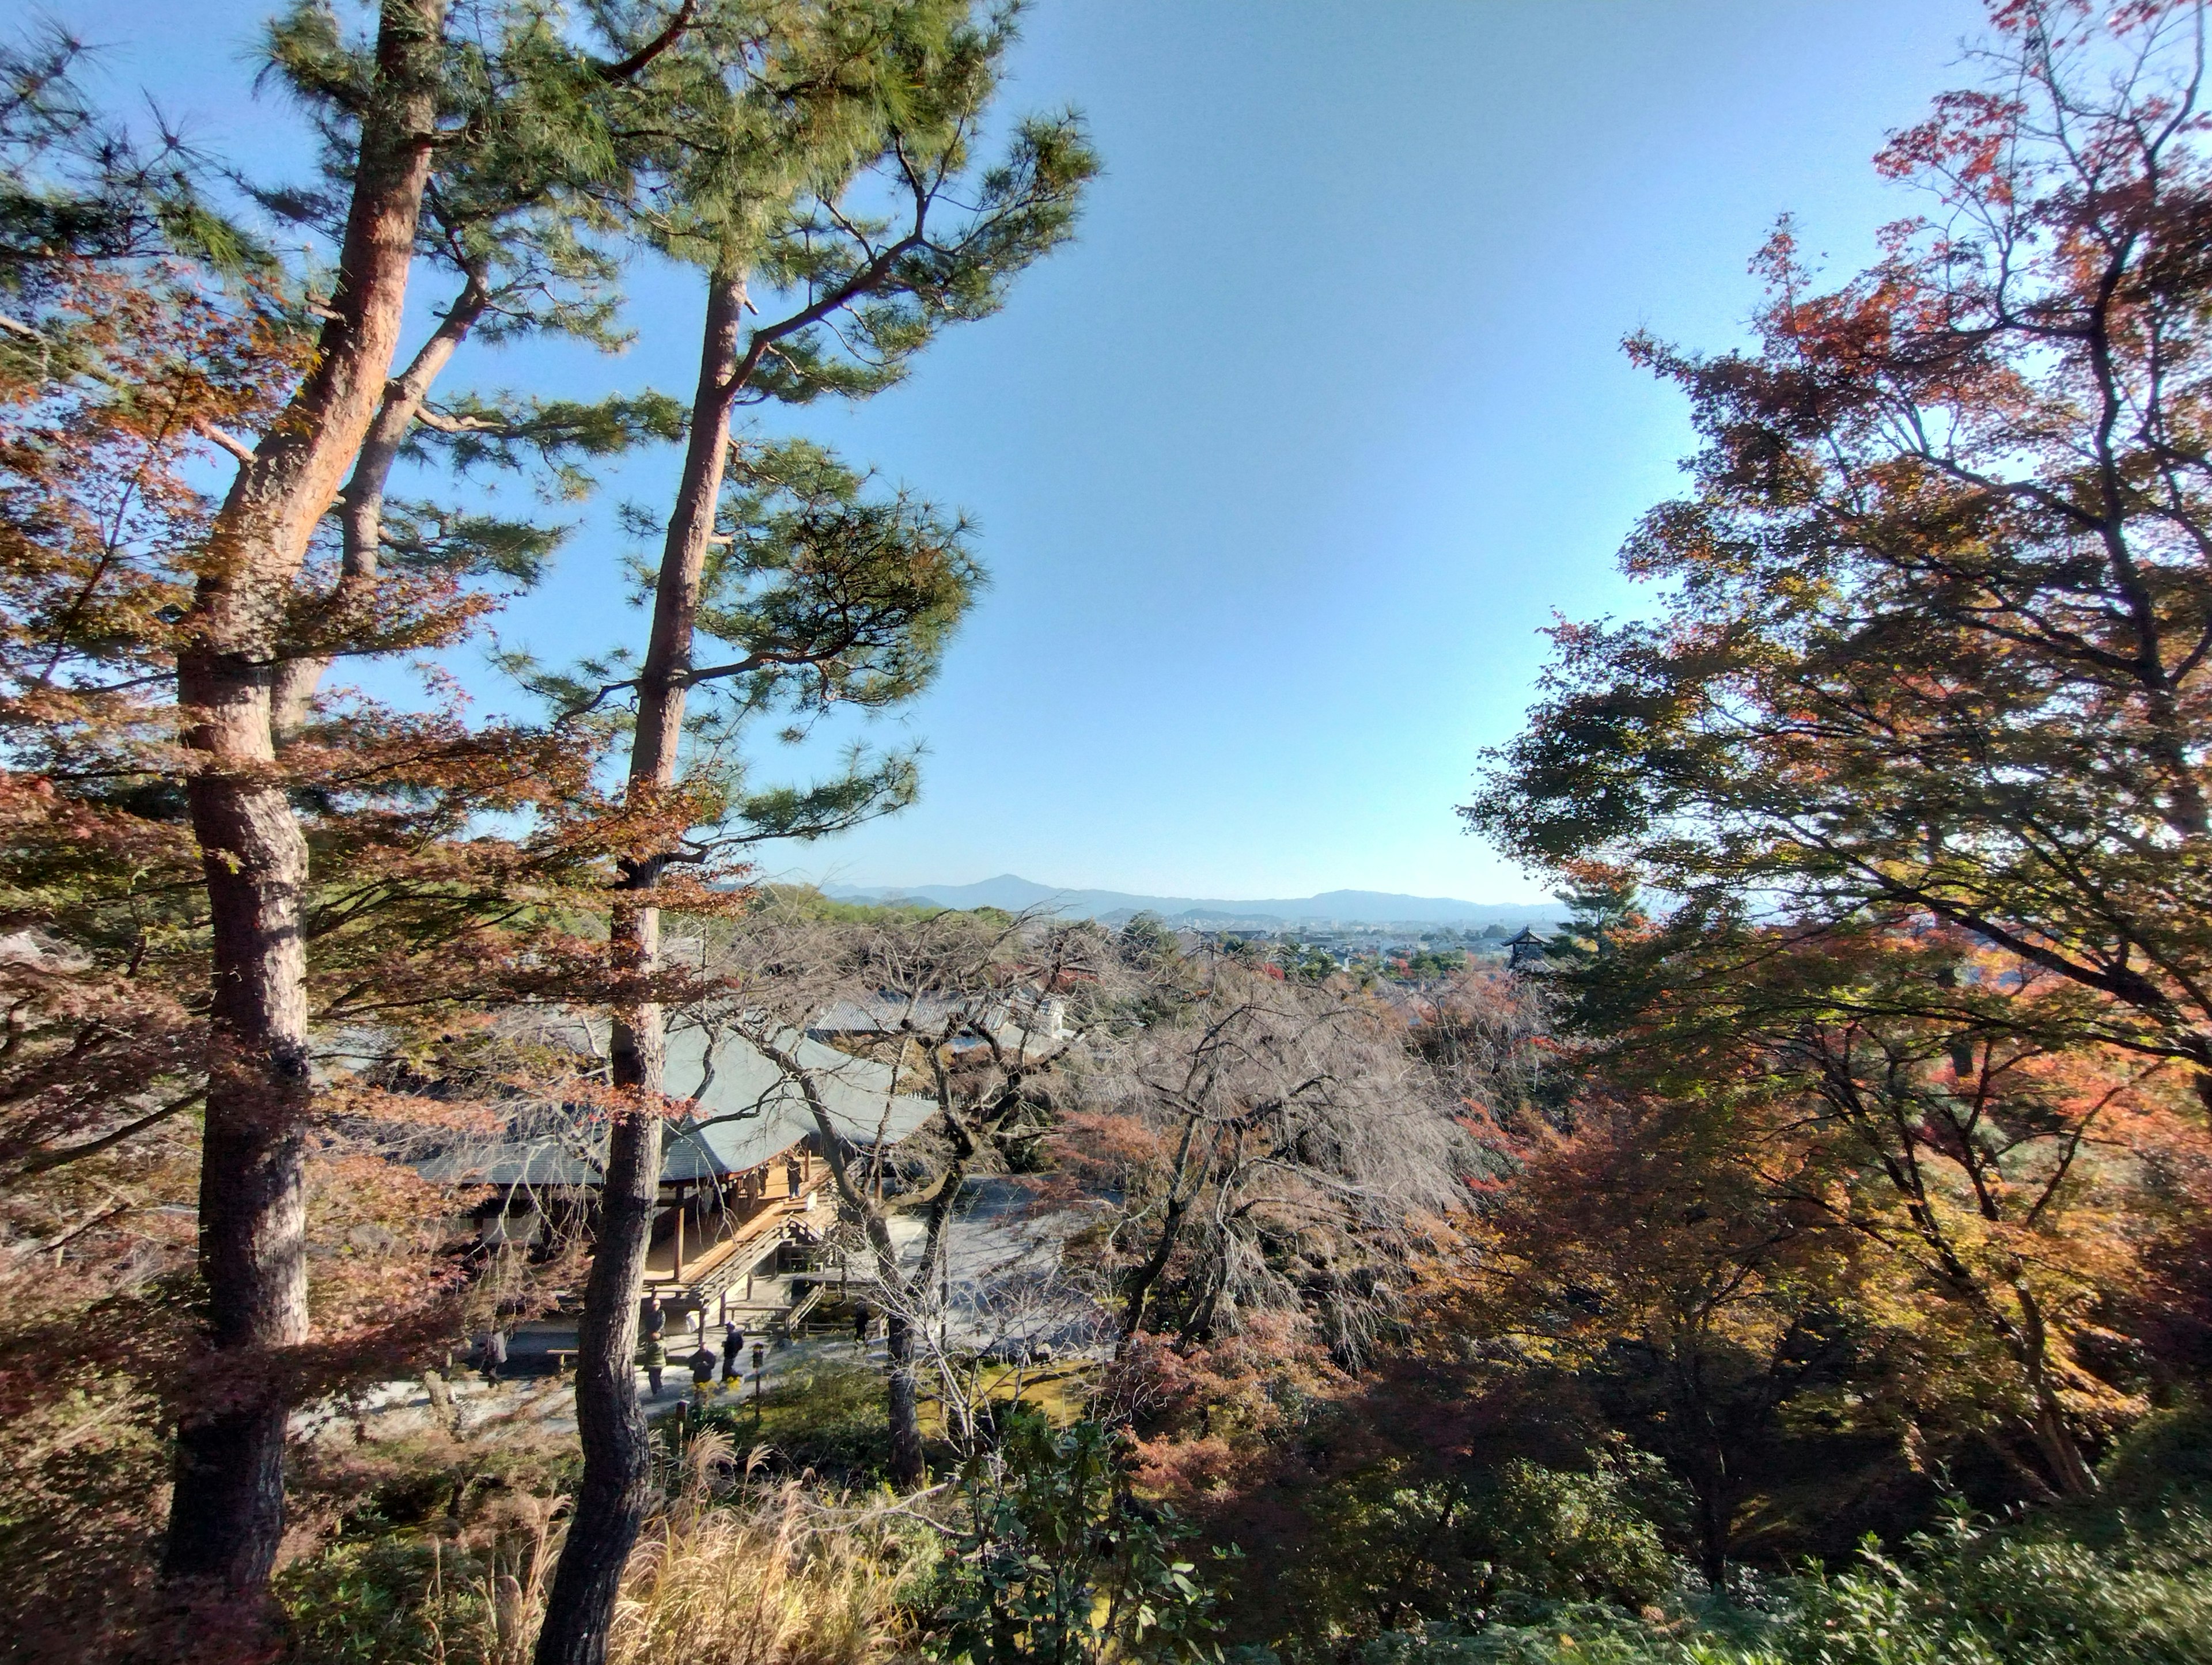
[1440,1097,1861,1588]
[1457,0,2212,1529]
[1061,955,1471,1399]
[1631,927,2198,1496]
[1464,0,2212,1086]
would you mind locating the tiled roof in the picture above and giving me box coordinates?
[416,1024,938,1188]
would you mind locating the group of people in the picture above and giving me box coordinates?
[472,1293,844,1399]
[635,1294,754,1399]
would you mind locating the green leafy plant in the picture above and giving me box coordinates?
[927,1414,1226,1665]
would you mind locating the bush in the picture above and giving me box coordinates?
[692,1357,893,1485]
[925,1414,1226,1665]
[1324,1503,2212,1665]
[1270,1450,1683,1642]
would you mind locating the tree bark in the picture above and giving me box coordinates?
[530,1105,662,1665]
[1119,1113,1205,1349]
[2017,1296,2097,1499]
[162,0,445,1595]
[1692,1470,1731,1593]
[2009,1278,2097,1497]
[535,266,745,1665]
[885,1310,925,1487]
[2029,1391,2098,1498]
[271,270,490,742]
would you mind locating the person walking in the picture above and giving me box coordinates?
[638,1333,666,1398]
[476,1326,507,1388]
[688,1344,717,1397]
[721,1322,745,1383]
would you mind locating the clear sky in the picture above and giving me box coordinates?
[64,0,1988,903]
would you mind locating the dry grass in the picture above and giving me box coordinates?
[419,1431,923,1665]
[611,1451,914,1665]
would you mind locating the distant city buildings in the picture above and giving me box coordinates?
[1176,919,1555,981]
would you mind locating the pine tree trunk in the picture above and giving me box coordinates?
[535,267,745,1665]
[162,0,444,1596]
[886,1310,925,1488]
[531,1095,662,1665]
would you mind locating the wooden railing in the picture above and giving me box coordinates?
[781,1283,825,1337]
[677,1177,830,1306]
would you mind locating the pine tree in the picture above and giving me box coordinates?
[1,0,709,1622]
[528,6,1094,1655]
[149,0,450,1595]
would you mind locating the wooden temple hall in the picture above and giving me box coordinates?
[420,1024,937,1325]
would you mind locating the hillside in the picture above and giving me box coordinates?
[821,873,1561,927]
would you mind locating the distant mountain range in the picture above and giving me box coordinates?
[820,874,1560,929]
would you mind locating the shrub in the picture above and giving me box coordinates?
[925,1414,1226,1665]
[1323,1503,2212,1665]
[1271,1450,1683,1642]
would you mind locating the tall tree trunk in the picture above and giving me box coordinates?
[535,266,746,1665]
[885,1310,925,1487]
[531,1103,663,1665]
[162,0,445,1595]
[271,270,490,742]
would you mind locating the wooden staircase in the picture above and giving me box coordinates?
[781,1282,825,1337]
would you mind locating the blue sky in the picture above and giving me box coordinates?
[67,0,1986,902]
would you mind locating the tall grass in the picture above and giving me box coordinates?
[286,1429,925,1665]
[605,1432,918,1665]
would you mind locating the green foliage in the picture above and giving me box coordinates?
[695,437,983,719]
[406,390,687,500]
[2096,1400,2212,1513]
[1395,948,1468,980]
[1277,940,1341,984]
[927,1414,1227,1665]
[270,1417,582,1665]
[519,433,984,846]
[257,0,634,343]
[0,20,273,281]
[1285,1454,1682,1640]
[278,1538,453,1665]
[1291,1501,2212,1665]
[1472,1458,1681,1609]
[1120,913,1183,968]
[692,1355,896,1485]
[1543,877,1642,969]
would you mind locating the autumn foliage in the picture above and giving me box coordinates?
[7,3,2212,1664]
